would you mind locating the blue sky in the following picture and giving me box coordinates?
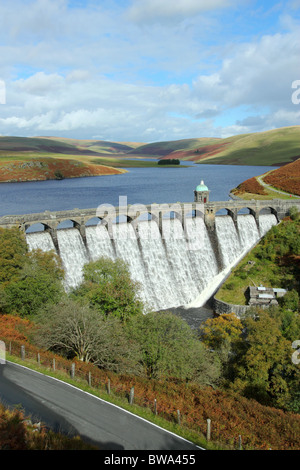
[0,0,299,142]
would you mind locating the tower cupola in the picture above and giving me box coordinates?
[194,180,210,203]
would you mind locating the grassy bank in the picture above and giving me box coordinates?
[215,215,300,305]
[0,156,126,183]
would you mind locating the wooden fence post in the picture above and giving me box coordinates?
[206,419,211,441]
[177,410,181,426]
[71,362,75,379]
[37,353,40,366]
[53,358,55,371]
[107,379,111,395]
[238,435,242,450]
[21,345,25,360]
[154,399,157,415]
[88,371,92,387]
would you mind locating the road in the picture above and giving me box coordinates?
[257,174,300,198]
[0,361,202,451]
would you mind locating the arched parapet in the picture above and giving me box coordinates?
[55,217,83,231]
[237,206,260,231]
[130,210,160,239]
[22,220,56,234]
[106,203,159,238]
[236,206,257,218]
[55,217,87,247]
[215,206,238,223]
[158,203,184,237]
[84,216,104,227]
[257,205,279,222]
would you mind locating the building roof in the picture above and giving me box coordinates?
[195,180,209,191]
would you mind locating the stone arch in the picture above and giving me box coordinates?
[130,211,160,239]
[85,216,104,227]
[184,208,204,219]
[24,222,51,233]
[110,214,134,224]
[161,209,182,221]
[129,210,158,224]
[56,218,82,230]
[215,207,236,220]
[237,206,257,217]
[257,205,279,220]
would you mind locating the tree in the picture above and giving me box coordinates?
[126,311,221,385]
[0,227,28,286]
[1,249,64,317]
[199,313,243,351]
[34,298,141,374]
[230,310,296,409]
[72,257,144,322]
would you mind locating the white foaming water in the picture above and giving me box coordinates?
[215,216,242,267]
[26,231,56,252]
[237,214,260,250]
[26,214,278,311]
[57,229,90,291]
[259,214,278,236]
[112,222,154,310]
[137,220,184,310]
[86,224,115,261]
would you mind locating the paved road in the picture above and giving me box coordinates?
[257,174,300,199]
[0,361,202,451]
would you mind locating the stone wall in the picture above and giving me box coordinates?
[212,297,253,318]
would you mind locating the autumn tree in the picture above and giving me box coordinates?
[126,311,221,385]
[1,249,64,317]
[72,257,144,322]
[199,313,243,351]
[229,310,297,409]
[0,227,27,286]
[34,298,141,374]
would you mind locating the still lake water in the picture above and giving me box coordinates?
[0,163,277,217]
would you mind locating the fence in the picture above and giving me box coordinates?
[1,337,274,450]
[2,338,219,445]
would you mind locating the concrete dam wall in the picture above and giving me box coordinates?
[1,198,298,312]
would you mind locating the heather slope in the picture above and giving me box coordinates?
[129,126,300,166]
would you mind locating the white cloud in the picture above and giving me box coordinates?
[0,0,299,142]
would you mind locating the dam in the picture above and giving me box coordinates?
[1,184,299,312]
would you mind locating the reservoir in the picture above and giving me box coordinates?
[0,163,277,217]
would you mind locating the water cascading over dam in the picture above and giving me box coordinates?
[26,213,278,312]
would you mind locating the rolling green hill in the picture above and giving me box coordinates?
[0,136,137,157]
[127,137,220,157]
[128,126,300,166]
[0,126,299,174]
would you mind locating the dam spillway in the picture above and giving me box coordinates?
[26,213,278,312]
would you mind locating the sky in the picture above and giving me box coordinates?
[0,0,299,143]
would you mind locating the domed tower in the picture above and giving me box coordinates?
[194,180,210,203]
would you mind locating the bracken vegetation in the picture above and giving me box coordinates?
[0,402,97,450]
[264,158,300,196]
[232,176,268,196]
